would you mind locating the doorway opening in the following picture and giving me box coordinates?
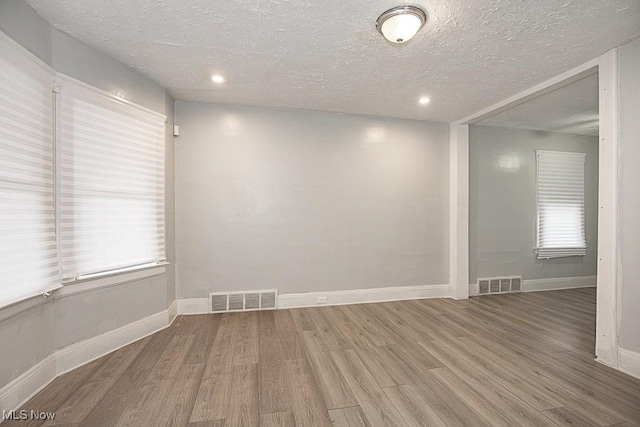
[450,53,619,365]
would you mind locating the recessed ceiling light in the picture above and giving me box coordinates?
[419,96,430,105]
[211,74,225,84]
[376,6,427,44]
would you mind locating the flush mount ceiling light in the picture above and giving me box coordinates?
[211,74,225,84]
[376,5,427,44]
[419,96,430,105]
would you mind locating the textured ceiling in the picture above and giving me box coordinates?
[476,73,599,135]
[26,0,640,122]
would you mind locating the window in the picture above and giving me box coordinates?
[0,32,166,306]
[58,76,166,280]
[0,36,60,307]
[535,150,586,259]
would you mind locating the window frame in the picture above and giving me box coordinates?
[0,31,62,309]
[55,74,167,282]
[0,28,169,309]
[535,149,587,259]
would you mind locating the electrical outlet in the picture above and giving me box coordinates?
[317,296,327,304]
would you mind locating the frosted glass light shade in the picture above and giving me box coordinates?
[377,6,427,44]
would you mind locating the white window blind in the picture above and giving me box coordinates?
[59,77,166,279]
[536,150,586,259]
[0,35,60,308]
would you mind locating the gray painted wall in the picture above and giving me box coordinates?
[469,125,599,283]
[0,0,175,390]
[165,92,177,307]
[0,0,51,65]
[0,2,56,390]
[52,276,167,348]
[51,29,166,113]
[0,302,53,391]
[618,37,640,353]
[175,102,449,298]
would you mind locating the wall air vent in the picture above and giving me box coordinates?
[210,294,228,313]
[478,279,490,295]
[209,289,278,313]
[245,293,260,310]
[228,294,244,311]
[476,277,523,296]
[490,279,500,293]
[261,292,277,309]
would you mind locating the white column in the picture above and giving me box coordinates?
[595,48,620,366]
[449,124,469,300]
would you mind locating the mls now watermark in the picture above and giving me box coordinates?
[2,410,56,421]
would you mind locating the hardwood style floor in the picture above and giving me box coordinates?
[6,288,640,426]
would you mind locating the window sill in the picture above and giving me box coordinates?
[535,247,587,260]
[54,262,169,299]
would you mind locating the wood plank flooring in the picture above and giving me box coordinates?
[6,288,640,426]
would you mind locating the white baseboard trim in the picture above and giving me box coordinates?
[0,308,172,417]
[618,347,640,380]
[469,282,479,297]
[522,275,596,292]
[177,298,209,315]
[0,355,56,417]
[469,275,597,296]
[277,284,450,309]
[55,310,168,376]
[167,300,178,323]
[175,285,451,315]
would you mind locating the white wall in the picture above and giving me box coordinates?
[0,0,175,391]
[175,102,450,298]
[618,37,640,353]
[469,125,599,283]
